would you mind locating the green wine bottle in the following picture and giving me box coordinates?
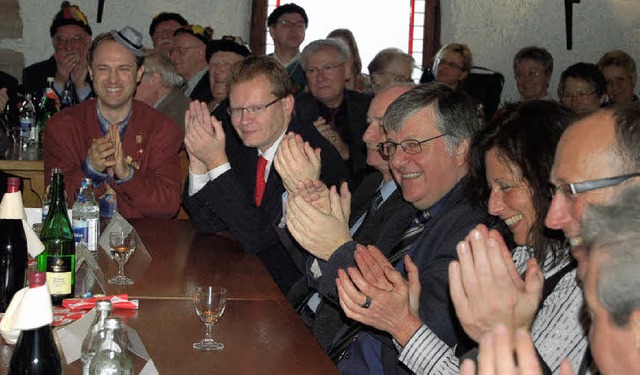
[37,168,75,305]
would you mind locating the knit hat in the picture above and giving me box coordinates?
[174,25,214,46]
[49,1,92,37]
[206,36,251,63]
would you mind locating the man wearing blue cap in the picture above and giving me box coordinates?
[43,27,184,219]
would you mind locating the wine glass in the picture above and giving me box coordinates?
[192,286,227,351]
[107,232,136,285]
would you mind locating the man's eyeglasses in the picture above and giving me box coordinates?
[227,97,282,117]
[561,90,596,101]
[278,19,306,29]
[306,63,344,76]
[549,173,640,199]
[169,46,200,55]
[380,134,447,157]
[435,58,463,71]
[54,36,85,48]
[515,70,545,80]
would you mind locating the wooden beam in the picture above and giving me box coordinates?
[249,0,268,56]
[422,0,441,69]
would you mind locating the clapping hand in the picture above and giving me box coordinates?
[184,100,227,174]
[336,246,423,346]
[449,224,544,343]
[286,182,351,260]
[274,132,321,193]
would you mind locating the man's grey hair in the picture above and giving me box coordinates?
[582,185,640,327]
[610,104,640,174]
[143,50,184,88]
[367,47,415,76]
[300,38,350,71]
[382,82,480,153]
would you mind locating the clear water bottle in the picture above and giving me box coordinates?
[72,178,100,251]
[88,317,133,375]
[81,300,112,375]
[19,93,36,148]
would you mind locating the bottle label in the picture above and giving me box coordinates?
[19,118,34,139]
[45,256,72,295]
[72,219,89,244]
[99,194,117,218]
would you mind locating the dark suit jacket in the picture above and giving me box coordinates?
[189,73,212,103]
[294,90,373,189]
[307,171,416,350]
[183,116,350,294]
[22,56,93,102]
[156,87,190,131]
[321,178,504,373]
[0,71,19,126]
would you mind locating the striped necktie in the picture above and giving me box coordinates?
[389,210,431,264]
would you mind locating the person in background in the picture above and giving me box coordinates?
[43,27,184,219]
[327,29,369,92]
[134,50,188,131]
[596,50,638,105]
[295,38,373,189]
[22,1,93,104]
[431,43,472,90]
[148,12,188,57]
[170,25,213,103]
[182,56,349,295]
[558,62,607,116]
[0,71,19,125]
[513,46,554,101]
[267,3,308,96]
[206,36,251,114]
[367,47,415,94]
[205,36,252,160]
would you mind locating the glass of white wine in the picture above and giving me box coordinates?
[107,232,136,285]
[192,286,227,351]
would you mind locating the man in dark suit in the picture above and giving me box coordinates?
[287,83,498,373]
[295,38,373,190]
[277,83,417,349]
[22,2,93,104]
[170,25,213,103]
[182,56,349,295]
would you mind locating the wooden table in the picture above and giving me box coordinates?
[76,219,337,374]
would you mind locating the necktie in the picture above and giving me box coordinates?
[254,155,268,207]
[366,190,384,218]
[388,210,431,264]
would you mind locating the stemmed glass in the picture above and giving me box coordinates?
[192,286,227,351]
[107,232,136,285]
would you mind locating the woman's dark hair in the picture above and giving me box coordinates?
[467,100,575,266]
[558,62,607,98]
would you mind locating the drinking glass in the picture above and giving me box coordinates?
[192,286,227,351]
[107,232,135,285]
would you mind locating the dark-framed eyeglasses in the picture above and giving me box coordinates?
[549,173,640,199]
[227,97,282,117]
[561,90,596,102]
[380,134,447,157]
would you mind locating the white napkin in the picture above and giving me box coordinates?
[0,191,45,257]
[0,284,54,344]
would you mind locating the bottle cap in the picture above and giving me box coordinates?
[27,271,46,288]
[47,77,54,83]
[7,177,20,193]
